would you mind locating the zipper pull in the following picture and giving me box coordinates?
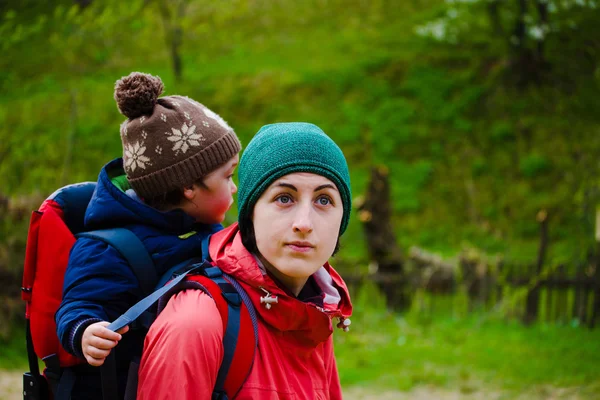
[259,287,278,310]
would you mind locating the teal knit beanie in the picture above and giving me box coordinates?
[238,122,352,235]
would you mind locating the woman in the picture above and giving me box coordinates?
[137,122,353,399]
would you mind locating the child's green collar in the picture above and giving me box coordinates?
[111,174,131,193]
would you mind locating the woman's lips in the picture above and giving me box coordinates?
[286,241,314,253]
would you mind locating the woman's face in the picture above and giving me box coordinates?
[252,172,344,294]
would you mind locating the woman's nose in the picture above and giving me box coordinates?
[292,204,313,233]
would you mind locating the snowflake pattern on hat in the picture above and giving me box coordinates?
[203,108,231,130]
[166,122,205,155]
[115,73,241,199]
[181,96,232,131]
[124,141,151,172]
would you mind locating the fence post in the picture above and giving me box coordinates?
[590,208,600,328]
[545,266,553,323]
[495,261,503,306]
[591,265,599,329]
[556,266,568,323]
[525,210,548,325]
[573,263,586,325]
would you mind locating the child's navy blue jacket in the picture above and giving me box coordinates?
[55,158,221,398]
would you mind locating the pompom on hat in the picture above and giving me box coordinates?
[114,72,241,199]
[237,122,352,235]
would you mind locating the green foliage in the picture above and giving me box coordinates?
[389,160,433,213]
[520,153,551,178]
[335,284,600,394]
[0,0,599,272]
[490,121,515,142]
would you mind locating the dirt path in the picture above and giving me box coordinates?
[0,369,590,399]
[1,370,21,400]
[0,371,450,400]
[344,386,587,400]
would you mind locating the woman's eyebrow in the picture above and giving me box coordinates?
[275,182,297,191]
[274,182,337,192]
[315,184,337,192]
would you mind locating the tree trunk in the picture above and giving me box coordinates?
[535,0,549,65]
[158,0,185,82]
[356,166,408,309]
[73,0,93,9]
[513,0,527,52]
[487,0,503,35]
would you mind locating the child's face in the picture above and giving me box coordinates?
[251,172,343,293]
[183,154,239,224]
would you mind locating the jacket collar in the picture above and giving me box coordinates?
[209,223,353,346]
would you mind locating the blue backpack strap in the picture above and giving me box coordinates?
[223,271,259,398]
[204,267,258,400]
[99,261,208,400]
[202,234,211,262]
[106,261,207,332]
[76,228,157,295]
[75,228,157,400]
[227,273,259,350]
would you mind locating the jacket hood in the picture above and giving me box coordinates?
[84,158,202,233]
[209,223,353,347]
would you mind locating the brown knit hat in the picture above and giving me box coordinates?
[114,72,241,199]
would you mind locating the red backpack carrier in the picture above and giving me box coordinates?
[21,182,257,400]
[22,183,95,397]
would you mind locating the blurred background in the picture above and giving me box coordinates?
[1,0,600,398]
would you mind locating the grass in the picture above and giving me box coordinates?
[0,325,28,371]
[335,282,600,396]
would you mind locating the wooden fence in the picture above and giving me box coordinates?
[342,260,600,328]
[351,166,600,328]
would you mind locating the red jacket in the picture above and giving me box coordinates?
[137,223,353,399]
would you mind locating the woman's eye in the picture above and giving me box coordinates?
[276,195,292,204]
[317,196,332,206]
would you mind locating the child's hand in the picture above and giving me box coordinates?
[81,321,129,366]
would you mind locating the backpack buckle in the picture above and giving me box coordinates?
[212,390,229,400]
[221,292,242,307]
[23,372,49,400]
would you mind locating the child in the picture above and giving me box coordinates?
[137,122,353,399]
[55,72,241,399]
